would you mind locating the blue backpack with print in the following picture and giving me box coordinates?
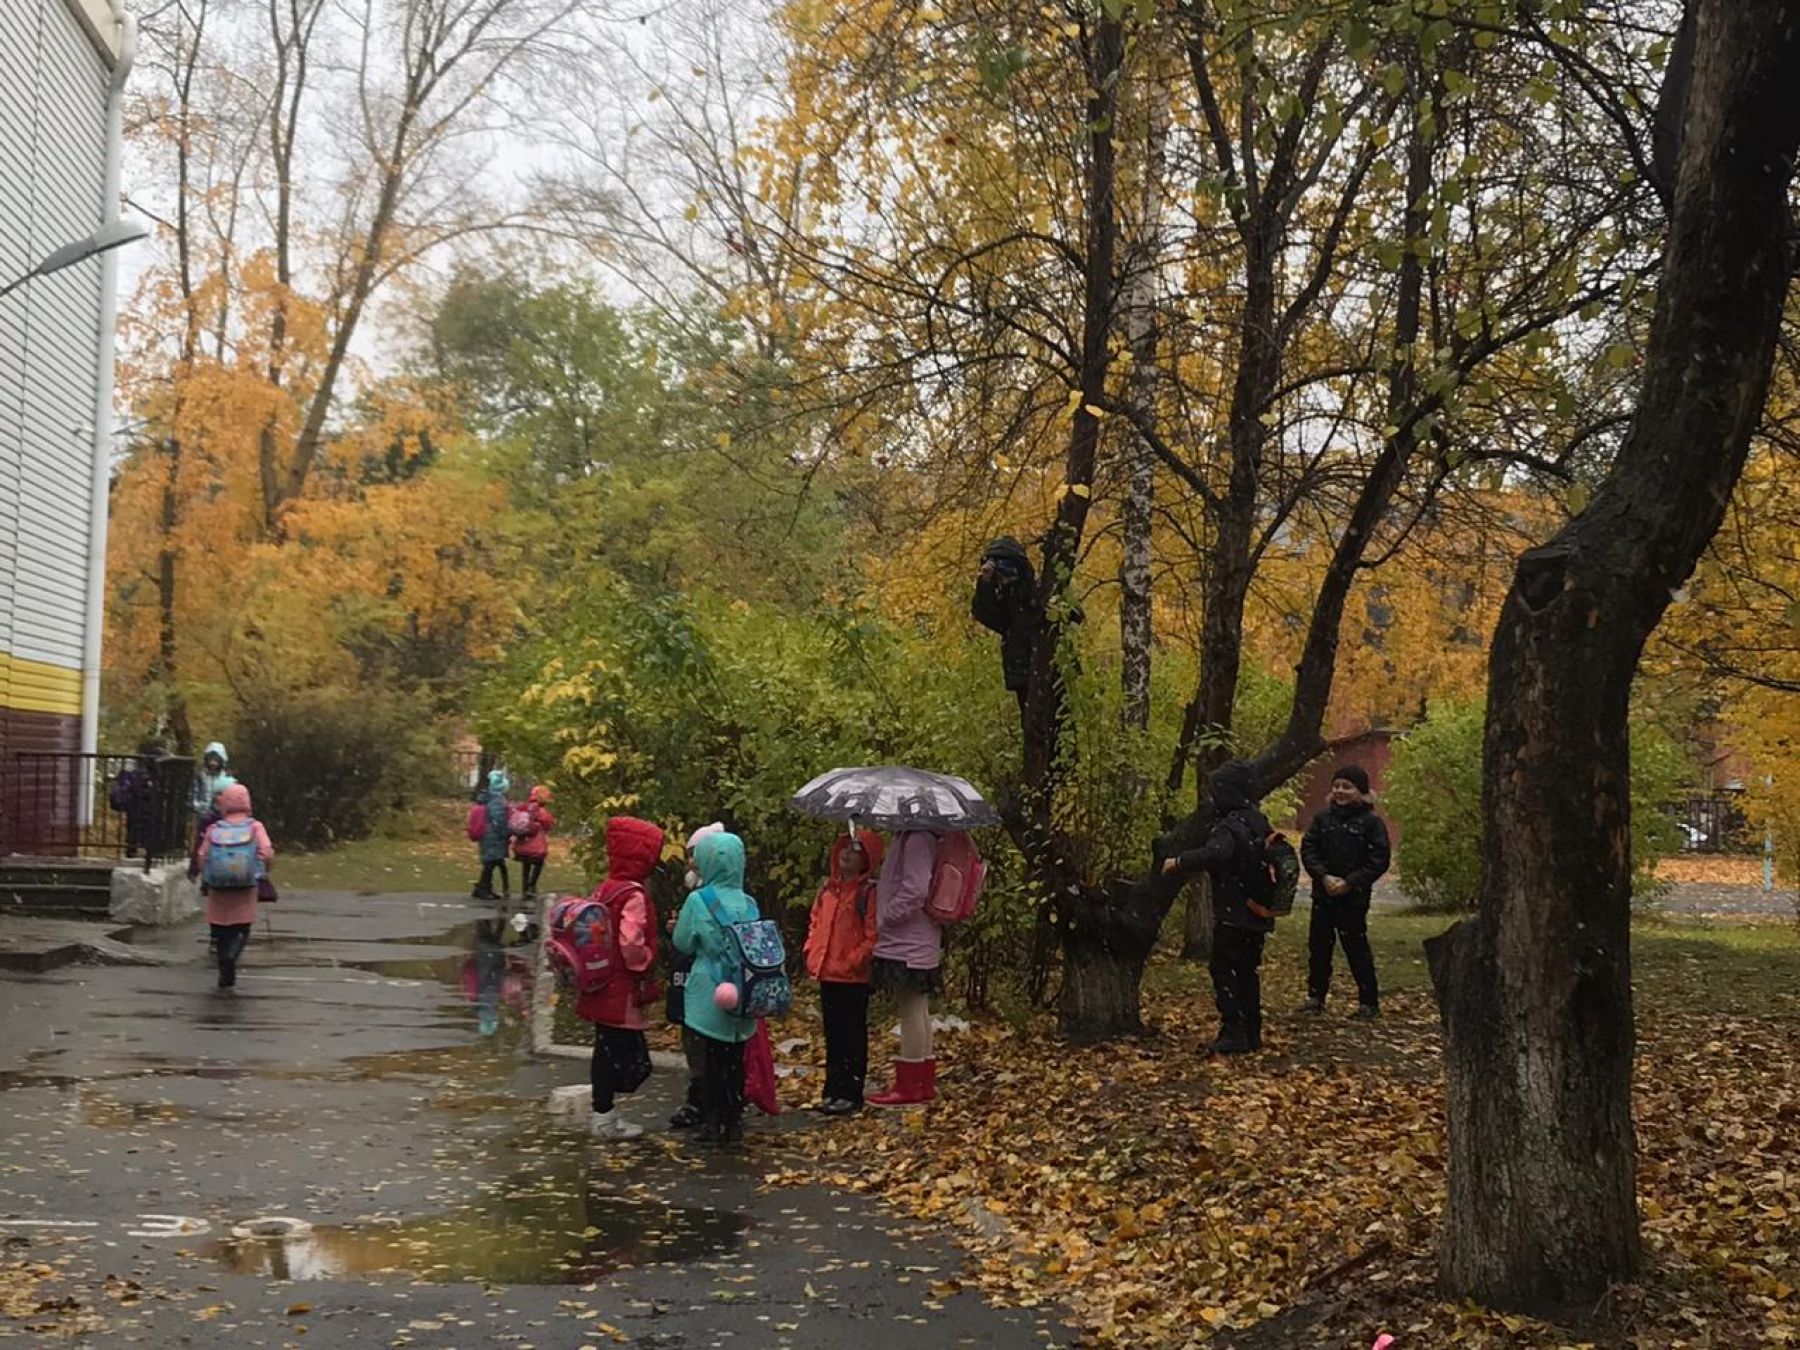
[700,888,791,1019]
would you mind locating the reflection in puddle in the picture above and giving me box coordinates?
[207,1186,747,1284]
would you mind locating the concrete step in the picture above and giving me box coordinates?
[0,917,179,972]
[0,885,115,918]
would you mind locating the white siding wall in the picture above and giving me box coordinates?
[0,0,110,720]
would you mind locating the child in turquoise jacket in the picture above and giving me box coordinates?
[671,830,760,1145]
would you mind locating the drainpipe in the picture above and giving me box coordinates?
[79,0,137,820]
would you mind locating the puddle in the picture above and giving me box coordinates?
[206,1185,747,1284]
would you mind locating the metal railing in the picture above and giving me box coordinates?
[1672,789,1752,854]
[0,752,195,867]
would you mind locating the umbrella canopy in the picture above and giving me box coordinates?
[789,766,1000,831]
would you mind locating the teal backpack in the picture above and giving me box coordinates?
[699,888,792,1018]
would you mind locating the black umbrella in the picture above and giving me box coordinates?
[789,766,1000,831]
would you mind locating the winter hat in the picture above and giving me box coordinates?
[529,785,552,804]
[1332,765,1371,795]
[487,769,511,794]
[216,783,252,815]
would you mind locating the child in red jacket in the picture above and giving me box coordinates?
[513,785,555,900]
[804,830,883,1114]
[577,816,665,1140]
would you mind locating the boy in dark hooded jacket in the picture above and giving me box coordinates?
[1163,761,1274,1055]
[971,537,1042,726]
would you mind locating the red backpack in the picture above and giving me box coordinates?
[924,832,986,925]
[466,803,487,841]
[546,883,659,997]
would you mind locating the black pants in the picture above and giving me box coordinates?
[1308,898,1379,1008]
[519,857,544,895]
[476,860,510,896]
[590,1026,651,1114]
[700,1034,746,1128]
[211,923,250,977]
[819,981,871,1103]
[1210,923,1266,1040]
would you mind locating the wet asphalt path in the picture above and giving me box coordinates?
[0,892,1065,1347]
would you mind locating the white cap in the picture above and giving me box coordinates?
[686,821,726,850]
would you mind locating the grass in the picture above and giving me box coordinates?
[1149,907,1800,1020]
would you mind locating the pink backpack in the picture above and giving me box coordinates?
[465,804,487,841]
[924,832,986,924]
[546,884,655,997]
[507,806,533,837]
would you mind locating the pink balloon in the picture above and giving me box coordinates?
[713,983,740,1012]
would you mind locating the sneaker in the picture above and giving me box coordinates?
[1352,1004,1380,1020]
[668,1103,704,1130]
[820,1098,862,1117]
[1297,998,1325,1015]
[589,1110,644,1140]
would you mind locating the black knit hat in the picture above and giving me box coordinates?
[1332,764,1371,794]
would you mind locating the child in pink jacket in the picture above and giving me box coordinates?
[195,783,274,989]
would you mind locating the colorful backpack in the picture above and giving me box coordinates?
[201,818,262,889]
[546,883,657,998]
[924,832,986,925]
[701,888,792,1019]
[507,806,533,838]
[465,803,487,841]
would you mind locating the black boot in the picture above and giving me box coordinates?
[669,1103,703,1129]
[1209,1022,1251,1056]
[721,1112,744,1147]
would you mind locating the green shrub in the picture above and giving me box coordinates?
[1385,695,1692,911]
[226,681,446,849]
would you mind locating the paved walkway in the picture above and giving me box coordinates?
[0,892,1067,1346]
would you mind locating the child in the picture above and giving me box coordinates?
[472,769,512,900]
[804,830,883,1115]
[868,829,944,1105]
[667,822,724,1130]
[577,816,666,1140]
[513,785,556,901]
[672,830,760,1146]
[195,783,274,989]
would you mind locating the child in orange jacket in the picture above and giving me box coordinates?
[804,830,883,1115]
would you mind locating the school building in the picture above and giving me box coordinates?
[1,0,133,850]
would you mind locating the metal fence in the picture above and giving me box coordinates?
[1672,790,1752,854]
[0,752,195,867]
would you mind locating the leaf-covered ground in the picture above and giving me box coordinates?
[766,913,1800,1348]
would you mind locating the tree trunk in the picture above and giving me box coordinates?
[1118,72,1168,734]
[1179,874,1212,960]
[155,443,192,756]
[1427,0,1800,1315]
[1059,929,1148,1042]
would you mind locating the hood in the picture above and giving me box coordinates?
[487,769,511,795]
[216,783,252,815]
[203,741,229,767]
[605,816,665,884]
[529,785,551,805]
[1209,760,1256,814]
[981,536,1030,566]
[828,829,885,885]
[694,830,747,892]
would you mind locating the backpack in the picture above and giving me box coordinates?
[108,769,140,813]
[546,883,658,998]
[201,818,262,889]
[507,806,533,837]
[924,832,986,925]
[1228,814,1301,919]
[700,888,792,1019]
[465,803,487,842]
